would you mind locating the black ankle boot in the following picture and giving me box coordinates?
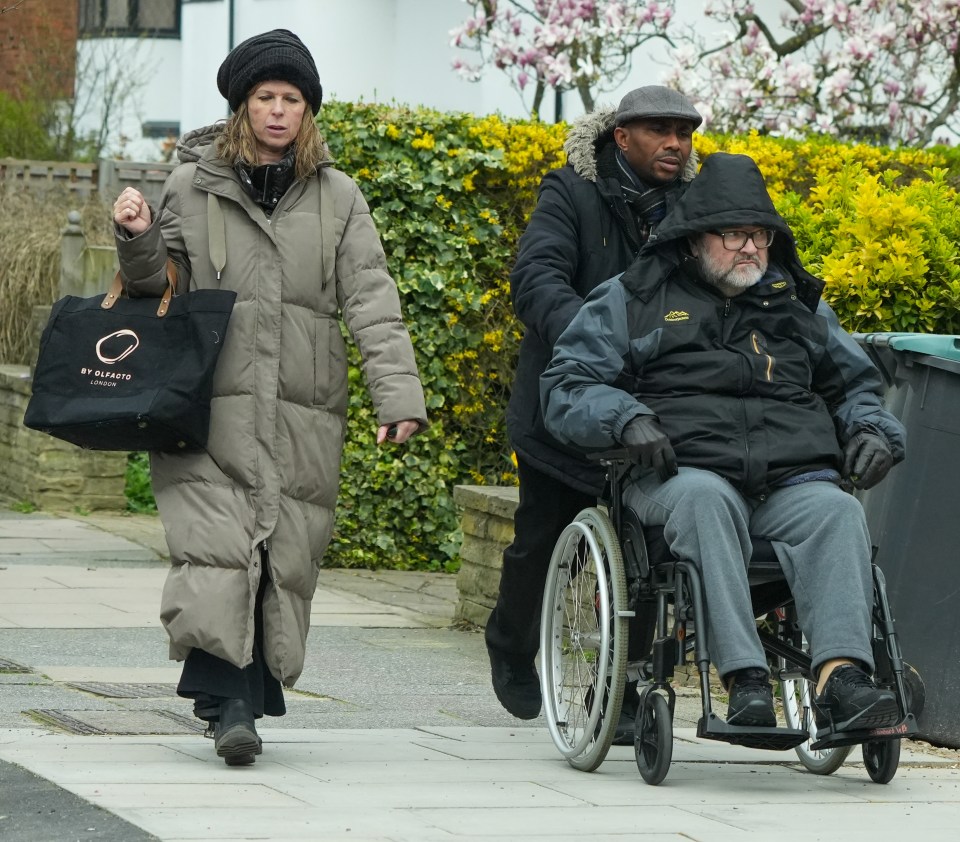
[214,698,262,766]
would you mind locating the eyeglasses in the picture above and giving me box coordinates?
[708,229,776,250]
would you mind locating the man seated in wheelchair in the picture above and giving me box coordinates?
[540,152,904,734]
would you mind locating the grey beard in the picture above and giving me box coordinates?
[697,252,765,298]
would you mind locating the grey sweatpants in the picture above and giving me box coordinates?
[623,468,875,680]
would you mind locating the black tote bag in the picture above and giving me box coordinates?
[24,262,237,452]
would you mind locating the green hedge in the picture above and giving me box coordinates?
[316,102,566,570]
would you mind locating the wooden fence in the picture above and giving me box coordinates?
[0,157,175,205]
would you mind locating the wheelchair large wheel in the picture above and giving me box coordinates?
[634,691,672,786]
[540,507,628,772]
[863,737,900,784]
[780,654,852,775]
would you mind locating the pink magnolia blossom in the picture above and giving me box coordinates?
[451,0,675,116]
[666,0,959,146]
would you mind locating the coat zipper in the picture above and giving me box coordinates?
[751,332,774,381]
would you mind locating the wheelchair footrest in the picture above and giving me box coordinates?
[697,714,809,750]
[810,714,918,751]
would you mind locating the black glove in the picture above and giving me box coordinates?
[620,416,678,482]
[842,431,893,490]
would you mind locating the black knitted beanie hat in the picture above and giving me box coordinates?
[217,29,323,115]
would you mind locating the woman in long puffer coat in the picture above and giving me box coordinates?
[112,29,428,766]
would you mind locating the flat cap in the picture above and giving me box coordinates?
[615,86,702,129]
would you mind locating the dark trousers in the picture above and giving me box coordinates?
[485,457,596,662]
[177,547,286,721]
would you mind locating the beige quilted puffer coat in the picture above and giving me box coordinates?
[116,125,428,685]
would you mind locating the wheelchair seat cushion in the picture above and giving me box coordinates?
[643,525,782,575]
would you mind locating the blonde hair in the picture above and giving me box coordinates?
[215,100,327,181]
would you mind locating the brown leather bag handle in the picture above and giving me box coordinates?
[101,259,178,317]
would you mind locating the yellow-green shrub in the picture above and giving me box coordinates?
[317,102,565,569]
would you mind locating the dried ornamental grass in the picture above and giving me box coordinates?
[0,185,113,364]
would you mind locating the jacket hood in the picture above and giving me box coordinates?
[176,123,225,164]
[628,152,824,310]
[564,105,698,183]
[174,122,334,166]
[644,152,791,247]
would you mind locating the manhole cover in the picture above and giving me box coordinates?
[0,658,32,674]
[66,682,177,699]
[29,709,204,735]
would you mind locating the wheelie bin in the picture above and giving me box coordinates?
[854,332,960,748]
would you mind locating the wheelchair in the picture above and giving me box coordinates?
[539,453,923,785]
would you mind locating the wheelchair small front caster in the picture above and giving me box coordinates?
[634,691,672,785]
[863,738,900,784]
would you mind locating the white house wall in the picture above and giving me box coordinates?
[177,0,526,133]
[74,36,182,161]
[78,0,779,162]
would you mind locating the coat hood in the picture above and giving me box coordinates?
[564,105,699,183]
[628,152,824,310]
[644,152,791,247]
[176,123,225,164]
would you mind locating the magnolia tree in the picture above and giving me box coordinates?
[450,0,675,118]
[664,0,960,146]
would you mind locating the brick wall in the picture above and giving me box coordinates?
[453,485,518,627]
[0,0,78,100]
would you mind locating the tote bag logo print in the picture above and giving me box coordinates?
[95,329,140,364]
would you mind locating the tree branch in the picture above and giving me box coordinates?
[916,43,960,146]
[0,0,28,13]
[738,11,830,58]
[531,80,546,120]
[502,0,546,25]
[697,18,750,60]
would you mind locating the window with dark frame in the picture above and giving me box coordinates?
[79,0,181,38]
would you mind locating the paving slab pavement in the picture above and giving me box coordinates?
[1,506,959,841]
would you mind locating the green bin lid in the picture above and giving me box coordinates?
[854,332,960,363]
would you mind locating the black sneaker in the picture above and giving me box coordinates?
[726,667,776,727]
[489,649,541,719]
[813,663,899,731]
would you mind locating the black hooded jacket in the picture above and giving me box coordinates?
[540,153,905,498]
[507,108,696,494]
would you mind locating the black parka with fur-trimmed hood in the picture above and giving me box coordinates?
[507,107,697,494]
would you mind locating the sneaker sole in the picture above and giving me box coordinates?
[726,714,777,727]
[815,696,901,732]
[727,700,777,728]
[492,686,541,720]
